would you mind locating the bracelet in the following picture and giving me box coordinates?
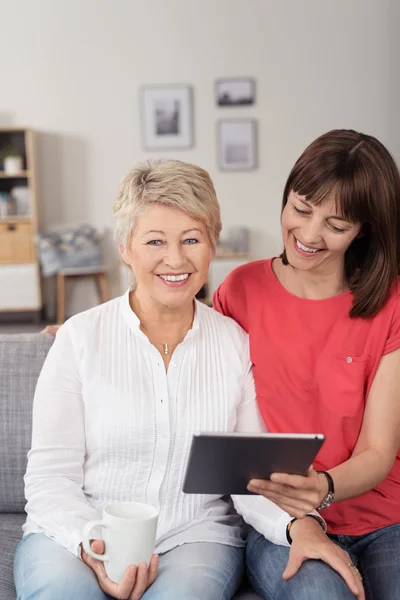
[286,514,327,545]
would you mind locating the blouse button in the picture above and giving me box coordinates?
[346,356,353,364]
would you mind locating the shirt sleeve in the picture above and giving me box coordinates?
[230,336,291,546]
[24,322,98,557]
[232,336,325,547]
[383,296,400,355]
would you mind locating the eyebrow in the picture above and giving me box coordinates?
[296,196,350,223]
[141,228,203,237]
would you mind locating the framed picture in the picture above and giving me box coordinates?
[217,119,258,171]
[140,85,194,150]
[215,78,255,106]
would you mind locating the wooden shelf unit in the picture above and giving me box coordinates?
[0,127,41,316]
[0,170,31,179]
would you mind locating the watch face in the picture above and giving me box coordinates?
[319,492,334,510]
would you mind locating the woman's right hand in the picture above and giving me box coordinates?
[284,517,365,599]
[41,324,62,335]
[81,540,159,600]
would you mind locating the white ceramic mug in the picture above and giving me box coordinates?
[82,501,159,583]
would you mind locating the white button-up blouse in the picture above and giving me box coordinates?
[23,292,293,557]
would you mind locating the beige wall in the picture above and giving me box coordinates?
[0,0,398,314]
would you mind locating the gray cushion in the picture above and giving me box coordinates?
[0,334,54,512]
[0,513,25,600]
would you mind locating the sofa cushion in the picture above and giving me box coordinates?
[0,334,54,513]
[0,513,25,600]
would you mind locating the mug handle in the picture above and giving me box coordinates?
[82,520,110,561]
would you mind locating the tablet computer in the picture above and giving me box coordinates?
[182,432,325,495]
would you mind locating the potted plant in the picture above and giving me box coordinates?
[0,146,24,174]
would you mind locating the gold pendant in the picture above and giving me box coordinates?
[163,343,169,355]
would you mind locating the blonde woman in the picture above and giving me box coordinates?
[13,160,287,600]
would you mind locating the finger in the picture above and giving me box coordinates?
[130,563,148,600]
[270,470,317,488]
[147,554,159,586]
[98,564,137,599]
[282,549,306,579]
[256,493,316,518]
[250,482,321,508]
[41,325,61,335]
[91,539,105,555]
[318,552,362,598]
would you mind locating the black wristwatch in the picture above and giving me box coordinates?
[316,470,335,510]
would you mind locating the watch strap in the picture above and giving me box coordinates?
[316,470,335,510]
[286,514,327,545]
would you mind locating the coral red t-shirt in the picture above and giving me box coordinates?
[214,258,400,536]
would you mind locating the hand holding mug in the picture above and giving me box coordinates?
[82,501,159,598]
[81,539,158,600]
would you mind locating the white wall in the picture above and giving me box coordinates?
[0,0,398,315]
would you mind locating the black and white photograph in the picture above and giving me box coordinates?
[216,78,255,106]
[217,119,257,171]
[140,85,194,150]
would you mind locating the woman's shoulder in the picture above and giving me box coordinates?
[220,258,272,289]
[62,295,124,338]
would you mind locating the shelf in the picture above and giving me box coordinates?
[214,252,251,259]
[0,171,30,179]
[0,215,33,223]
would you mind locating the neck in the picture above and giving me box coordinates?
[129,289,194,333]
[277,258,348,300]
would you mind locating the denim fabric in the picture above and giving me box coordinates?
[246,523,400,600]
[330,523,400,600]
[14,533,245,600]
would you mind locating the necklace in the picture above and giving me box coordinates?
[140,325,188,355]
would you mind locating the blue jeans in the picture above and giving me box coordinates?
[246,523,400,600]
[14,533,244,600]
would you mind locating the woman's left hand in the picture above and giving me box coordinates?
[247,466,328,518]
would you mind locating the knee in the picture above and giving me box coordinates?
[17,565,105,600]
[276,560,356,600]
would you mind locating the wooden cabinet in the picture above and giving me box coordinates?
[0,221,34,263]
[0,128,41,314]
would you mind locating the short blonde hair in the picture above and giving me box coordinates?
[113,159,222,250]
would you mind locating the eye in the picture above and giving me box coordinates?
[293,205,310,215]
[147,240,163,246]
[183,238,198,245]
[330,225,347,234]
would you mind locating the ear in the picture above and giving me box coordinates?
[119,243,130,265]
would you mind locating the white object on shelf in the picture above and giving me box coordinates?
[3,156,23,175]
[10,186,30,215]
[0,263,41,310]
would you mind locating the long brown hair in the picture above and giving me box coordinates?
[281,129,400,318]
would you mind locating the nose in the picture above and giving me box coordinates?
[164,243,185,269]
[299,215,324,245]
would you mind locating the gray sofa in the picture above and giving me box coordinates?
[0,333,260,600]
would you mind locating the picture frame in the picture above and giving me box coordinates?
[217,119,258,171]
[215,78,255,107]
[140,85,194,150]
